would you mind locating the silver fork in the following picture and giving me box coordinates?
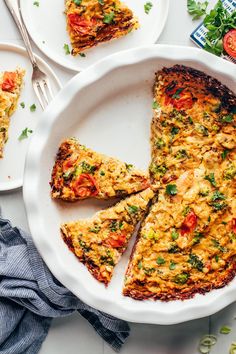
[4,0,53,110]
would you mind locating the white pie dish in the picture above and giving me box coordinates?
[23,45,236,324]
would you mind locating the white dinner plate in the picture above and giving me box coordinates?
[20,0,169,71]
[23,45,236,324]
[0,42,61,192]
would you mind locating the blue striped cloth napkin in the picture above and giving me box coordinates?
[0,218,130,354]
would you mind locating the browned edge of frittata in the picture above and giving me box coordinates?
[123,258,236,301]
[154,64,236,111]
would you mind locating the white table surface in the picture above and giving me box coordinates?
[1,1,236,353]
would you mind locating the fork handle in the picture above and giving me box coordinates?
[4,0,37,67]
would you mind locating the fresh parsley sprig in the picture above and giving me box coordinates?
[187,0,209,20]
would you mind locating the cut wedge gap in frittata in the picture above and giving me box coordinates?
[50,138,150,201]
[61,187,155,285]
[0,68,25,158]
[65,0,139,55]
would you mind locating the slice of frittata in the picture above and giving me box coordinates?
[0,68,25,158]
[65,0,139,55]
[61,187,154,285]
[50,138,150,201]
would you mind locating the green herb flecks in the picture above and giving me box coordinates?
[172,88,184,99]
[224,164,236,180]
[174,272,189,285]
[33,1,39,6]
[30,104,36,112]
[63,44,70,55]
[171,230,179,241]
[221,149,230,160]
[89,225,101,233]
[187,0,208,20]
[166,184,178,196]
[156,257,165,265]
[144,1,153,14]
[128,205,139,214]
[152,101,160,109]
[205,173,217,187]
[175,149,188,159]
[18,128,33,141]
[103,11,115,24]
[188,254,204,272]
[73,0,82,4]
[20,102,25,109]
[80,161,96,174]
[169,261,176,270]
[79,52,86,57]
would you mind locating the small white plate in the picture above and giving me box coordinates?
[23,45,236,324]
[20,0,169,71]
[0,42,61,192]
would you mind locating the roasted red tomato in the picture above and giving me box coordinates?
[223,29,236,59]
[2,72,16,92]
[68,13,97,35]
[231,218,236,234]
[165,86,194,110]
[63,154,78,171]
[72,173,98,198]
[181,211,197,236]
[106,233,127,248]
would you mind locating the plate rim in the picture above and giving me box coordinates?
[20,0,170,72]
[0,41,62,192]
[23,44,236,324]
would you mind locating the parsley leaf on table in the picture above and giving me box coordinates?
[187,0,209,20]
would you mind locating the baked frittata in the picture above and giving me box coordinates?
[50,138,150,201]
[123,65,236,301]
[65,0,139,55]
[0,68,25,158]
[61,188,155,285]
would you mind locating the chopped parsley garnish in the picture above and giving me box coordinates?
[18,128,33,141]
[155,138,165,149]
[79,53,86,57]
[128,205,139,214]
[125,163,134,171]
[188,254,204,271]
[109,220,123,232]
[149,163,167,177]
[221,114,233,123]
[89,225,101,233]
[215,255,219,262]
[169,261,176,270]
[192,232,204,245]
[224,164,236,180]
[100,250,115,266]
[182,206,190,216]
[63,43,70,55]
[166,184,178,196]
[100,170,105,176]
[199,188,209,197]
[170,126,179,137]
[172,88,184,99]
[211,190,226,202]
[168,244,180,254]
[221,149,229,160]
[175,149,188,159]
[144,2,153,14]
[103,11,115,24]
[156,257,165,265]
[212,239,226,252]
[152,101,159,109]
[138,261,143,269]
[79,240,90,252]
[220,325,231,334]
[30,104,36,112]
[204,173,217,187]
[20,102,25,109]
[187,0,208,20]
[174,272,189,284]
[98,0,104,4]
[33,1,40,6]
[210,202,228,211]
[195,123,209,136]
[73,0,82,5]
[80,161,96,174]
[171,230,179,241]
